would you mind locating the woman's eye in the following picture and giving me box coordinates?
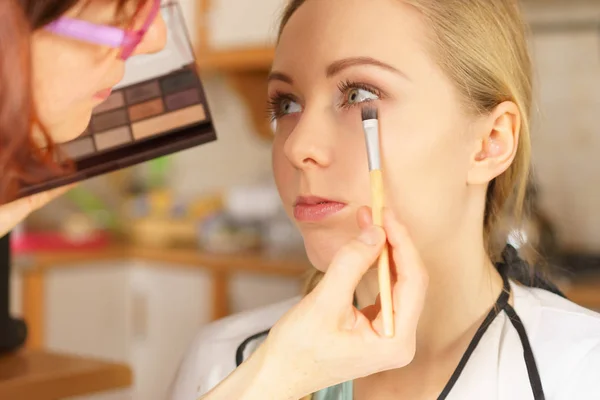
[346,88,379,105]
[267,94,302,121]
[279,98,302,115]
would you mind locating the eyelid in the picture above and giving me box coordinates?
[338,80,386,99]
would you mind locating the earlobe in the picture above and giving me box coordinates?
[468,102,520,185]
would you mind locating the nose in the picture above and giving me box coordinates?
[283,112,334,170]
[133,12,167,56]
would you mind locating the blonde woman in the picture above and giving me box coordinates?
[172,1,600,399]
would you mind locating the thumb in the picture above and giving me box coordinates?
[317,225,386,311]
[25,185,74,211]
[0,185,74,237]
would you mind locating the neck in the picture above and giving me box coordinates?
[355,227,504,359]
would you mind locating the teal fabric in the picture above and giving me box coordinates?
[313,381,353,400]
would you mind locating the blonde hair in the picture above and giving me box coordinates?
[278,0,534,295]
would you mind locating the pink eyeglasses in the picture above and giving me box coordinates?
[44,0,161,60]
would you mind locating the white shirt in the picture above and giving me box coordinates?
[170,282,600,399]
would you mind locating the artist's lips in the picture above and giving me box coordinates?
[93,88,113,100]
[293,196,347,222]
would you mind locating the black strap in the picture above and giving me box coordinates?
[504,303,545,400]
[234,246,549,399]
[438,274,511,399]
[499,245,565,298]
[438,271,545,400]
[235,329,270,366]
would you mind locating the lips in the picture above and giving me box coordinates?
[293,196,347,222]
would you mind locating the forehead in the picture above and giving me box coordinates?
[274,0,430,78]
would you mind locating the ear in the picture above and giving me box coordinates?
[467,101,521,185]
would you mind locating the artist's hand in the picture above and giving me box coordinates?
[250,207,429,400]
[0,186,74,237]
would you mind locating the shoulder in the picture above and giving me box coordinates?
[169,296,300,400]
[512,283,600,397]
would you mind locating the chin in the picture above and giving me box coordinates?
[302,229,353,272]
[49,111,93,143]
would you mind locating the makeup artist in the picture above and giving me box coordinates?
[0,0,169,233]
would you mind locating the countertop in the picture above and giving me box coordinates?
[0,350,131,400]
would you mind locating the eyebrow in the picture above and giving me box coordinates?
[267,56,409,85]
[326,57,409,80]
[267,71,294,85]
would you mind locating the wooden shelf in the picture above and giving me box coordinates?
[195,46,275,139]
[0,350,131,400]
[194,0,276,139]
[197,46,275,73]
[14,244,311,349]
[14,244,310,277]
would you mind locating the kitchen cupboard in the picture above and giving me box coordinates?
[11,253,304,400]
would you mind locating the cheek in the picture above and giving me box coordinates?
[381,109,471,244]
[271,135,295,203]
[31,34,121,142]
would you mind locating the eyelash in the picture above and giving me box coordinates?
[266,80,383,121]
[337,80,382,109]
[266,91,299,122]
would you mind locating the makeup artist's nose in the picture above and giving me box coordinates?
[284,116,334,169]
[134,13,167,56]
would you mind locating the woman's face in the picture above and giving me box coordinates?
[31,0,167,143]
[271,0,483,270]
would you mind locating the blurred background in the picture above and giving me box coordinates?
[4,0,600,399]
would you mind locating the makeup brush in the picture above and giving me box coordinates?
[361,106,394,337]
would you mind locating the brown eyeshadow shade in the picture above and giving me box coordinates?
[91,109,129,132]
[128,98,165,122]
[165,88,201,111]
[61,137,95,159]
[93,91,125,114]
[131,104,206,140]
[160,70,198,95]
[94,126,132,151]
[125,81,161,104]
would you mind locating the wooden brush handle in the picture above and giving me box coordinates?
[369,170,395,337]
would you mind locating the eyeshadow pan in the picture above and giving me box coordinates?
[61,137,95,159]
[128,98,165,122]
[160,70,198,95]
[93,91,125,114]
[94,126,132,151]
[131,104,206,140]
[91,109,129,132]
[165,88,201,111]
[125,81,161,104]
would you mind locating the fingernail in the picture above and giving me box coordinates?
[358,226,383,246]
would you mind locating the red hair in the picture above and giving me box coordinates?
[0,0,70,204]
[0,0,147,204]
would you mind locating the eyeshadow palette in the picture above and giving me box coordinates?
[17,1,216,199]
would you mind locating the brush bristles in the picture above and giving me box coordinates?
[361,106,378,121]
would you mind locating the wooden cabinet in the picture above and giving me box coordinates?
[12,247,307,400]
[37,262,211,400]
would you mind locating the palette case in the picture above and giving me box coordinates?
[16,1,216,199]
